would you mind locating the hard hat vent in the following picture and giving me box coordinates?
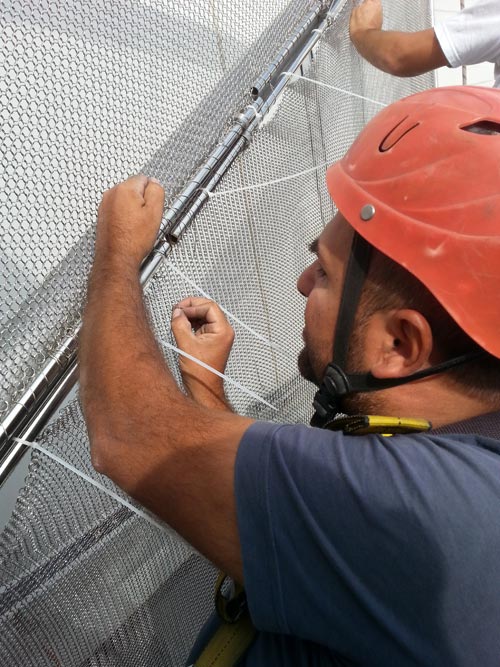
[327,86,500,358]
[379,116,420,153]
[462,120,500,136]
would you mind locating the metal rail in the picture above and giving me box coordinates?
[0,0,344,486]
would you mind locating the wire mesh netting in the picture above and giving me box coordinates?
[1,0,434,664]
[0,0,319,425]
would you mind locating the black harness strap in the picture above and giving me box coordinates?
[331,232,372,370]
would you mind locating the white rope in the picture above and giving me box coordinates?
[206,161,329,198]
[159,338,278,412]
[14,437,170,533]
[282,71,388,108]
[194,75,385,202]
[166,262,285,353]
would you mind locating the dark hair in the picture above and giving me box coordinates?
[356,248,500,400]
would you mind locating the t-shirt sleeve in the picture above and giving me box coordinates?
[434,0,500,67]
[234,421,498,662]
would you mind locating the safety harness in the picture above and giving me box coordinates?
[194,573,255,667]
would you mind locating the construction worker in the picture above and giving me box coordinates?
[350,0,500,87]
[80,86,500,666]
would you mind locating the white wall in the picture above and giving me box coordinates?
[433,0,496,88]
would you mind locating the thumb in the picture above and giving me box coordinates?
[171,308,193,345]
[144,177,165,220]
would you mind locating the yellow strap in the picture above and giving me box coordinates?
[194,573,256,667]
[327,414,432,435]
[194,613,256,667]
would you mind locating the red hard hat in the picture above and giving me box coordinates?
[327,86,500,359]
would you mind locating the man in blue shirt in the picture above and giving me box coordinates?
[80,86,500,665]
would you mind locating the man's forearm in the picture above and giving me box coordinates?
[185,378,233,412]
[79,177,250,582]
[350,28,448,77]
[80,263,185,478]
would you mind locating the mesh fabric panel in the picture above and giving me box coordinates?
[1,0,434,664]
[0,404,216,667]
[0,0,318,423]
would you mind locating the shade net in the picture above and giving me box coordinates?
[0,0,434,664]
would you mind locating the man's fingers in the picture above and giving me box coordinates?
[171,308,194,339]
[171,307,228,347]
[176,297,214,309]
[177,304,229,329]
[175,299,226,324]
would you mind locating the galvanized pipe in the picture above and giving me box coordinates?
[171,0,345,240]
[0,0,344,486]
[251,4,323,99]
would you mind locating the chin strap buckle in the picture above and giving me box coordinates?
[311,364,352,427]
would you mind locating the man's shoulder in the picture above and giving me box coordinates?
[237,414,500,502]
[236,416,500,666]
[432,409,500,441]
[241,412,500,450]
[434,0,500,68]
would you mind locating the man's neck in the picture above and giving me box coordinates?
[368,378,500,429]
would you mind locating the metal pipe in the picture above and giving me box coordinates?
[0,333,79,478]
[251,4,323,99]
[168,104,264,240]
[0,361,80,482]
[162,102,264,240]
[171,0,345,240]
[0,0,343,486]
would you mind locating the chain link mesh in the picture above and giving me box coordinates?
[0,0,319,423]
[1,0,433,664]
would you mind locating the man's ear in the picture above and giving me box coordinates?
[368,309,434,379]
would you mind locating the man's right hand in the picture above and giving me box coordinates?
[171,297,235,411]
[350,0,383,45]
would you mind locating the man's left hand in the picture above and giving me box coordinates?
[95,174,165,269]
[171,297,235,410]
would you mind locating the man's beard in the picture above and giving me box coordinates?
[298,325,380,416]
[297,345,322,386]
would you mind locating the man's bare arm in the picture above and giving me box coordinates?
[350,0,448,77]
[79,176,253,582]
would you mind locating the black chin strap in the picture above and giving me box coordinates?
[331,232,372,370]
[310,231,486,429]
[311,231,370,427]
[311,352,486,428]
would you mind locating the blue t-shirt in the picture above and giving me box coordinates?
[228,419,500,666]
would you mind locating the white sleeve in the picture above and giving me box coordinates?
[434,0,500,67]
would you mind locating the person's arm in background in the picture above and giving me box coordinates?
[79,175,253,583]
[350,0,448,77]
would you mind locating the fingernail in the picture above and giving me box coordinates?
[149,177,162,185]
[172,308,182,319]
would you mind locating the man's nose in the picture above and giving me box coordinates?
[297,265,313,297]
